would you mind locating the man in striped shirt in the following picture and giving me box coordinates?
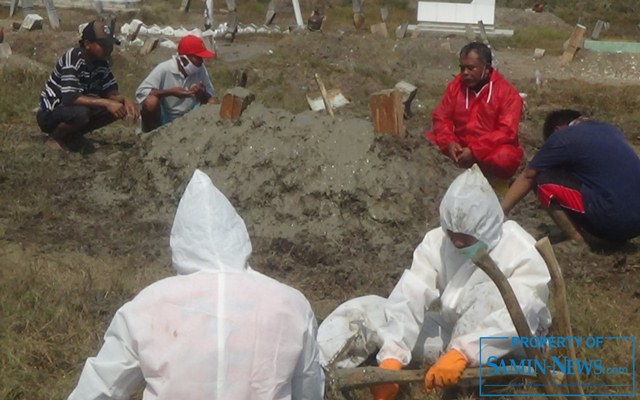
[37,20,138,151]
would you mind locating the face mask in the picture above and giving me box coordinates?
[456,240,488,260]
[178,56,202,76]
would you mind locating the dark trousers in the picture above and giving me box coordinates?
[37,105,116,137]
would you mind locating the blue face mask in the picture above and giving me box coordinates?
[456,240,488,259]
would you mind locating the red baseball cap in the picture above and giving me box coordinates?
[178,35,215,59]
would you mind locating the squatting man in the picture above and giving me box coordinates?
[37,20,139,151]
[136,35,218,133]
[317,165,552,399]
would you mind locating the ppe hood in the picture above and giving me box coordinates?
[439,164,503,249]
[170,169,251,274]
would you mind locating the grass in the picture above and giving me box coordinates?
[498,0,640,37]
[493,26,570,55]
[0,64,48,124]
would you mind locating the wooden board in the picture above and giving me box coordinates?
[179,0,191,13]
[560,24,587,65]
[369,89,405,137]
[9,0,19,17]
[42,0,60,30]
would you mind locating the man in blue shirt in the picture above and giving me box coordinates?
[501,109,640,244]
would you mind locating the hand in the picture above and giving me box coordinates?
[171,87,198,98]
[370,359,402,400]
[105,99,127,119]
[454,147,475,169]
[122,98,140,120]
[446,142,463,162]
[424,349,467,391]
[190,83,209,104]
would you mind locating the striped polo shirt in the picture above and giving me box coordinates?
[39,47,118,111]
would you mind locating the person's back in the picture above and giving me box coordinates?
[530,120,640,240]
[68,170,324,400]
[111,268,318,399]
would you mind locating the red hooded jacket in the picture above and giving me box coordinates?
[424,69,524,179]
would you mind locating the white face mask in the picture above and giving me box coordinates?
[178,55,202,76]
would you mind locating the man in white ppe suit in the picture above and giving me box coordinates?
[317,165,551,400]
[67,169,324,400]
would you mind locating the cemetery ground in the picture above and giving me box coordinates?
[1,1,640,399]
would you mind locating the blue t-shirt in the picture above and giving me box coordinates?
[528,120,640,240]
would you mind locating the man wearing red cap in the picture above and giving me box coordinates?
[37,20,139,151]
[135,35,217,133]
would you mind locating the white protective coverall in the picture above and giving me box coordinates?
[318,165,551,369]
[68,169,325,400]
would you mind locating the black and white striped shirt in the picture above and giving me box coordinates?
[39,47,118,111]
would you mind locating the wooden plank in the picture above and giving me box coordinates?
[370,22,388,38]
[21,0,35,14]
[219,87,255,121]
[380,7,388,23]
[396,21,408,39]
[139,37,159,55]
[225,0,237,12]
[126,20,142,42]
[591,20,605,40]
[9,0,19,17]
[369,89,404,137]
[352,0,363,14]
[353,13,365,30]
[314,73,334,117]
[179,0,191,13]
[0,42,12,60]
[464,25,476,41]
[395,80,417,119]
[93,0,104,15]
[477,19,490,46]
[535,237,587,400]
[560,24,587,65]
[42,0,60,30]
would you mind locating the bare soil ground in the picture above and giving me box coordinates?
[1,3,639,399]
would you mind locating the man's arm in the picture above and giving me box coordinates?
[145,87,198,99]
[501,167,537,216]
[425,80,460,157]
[376,230,442,365]
[135,64,197,104]
[105,91,140,120]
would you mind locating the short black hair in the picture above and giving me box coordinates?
[542,109,583,140]
[460,42,492,66]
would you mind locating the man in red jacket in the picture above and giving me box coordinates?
[424,42,523,191]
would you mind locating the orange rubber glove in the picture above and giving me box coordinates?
[424,349,467,391]
[370,359,402,400]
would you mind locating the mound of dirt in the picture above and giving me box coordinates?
[113,102,460,303]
